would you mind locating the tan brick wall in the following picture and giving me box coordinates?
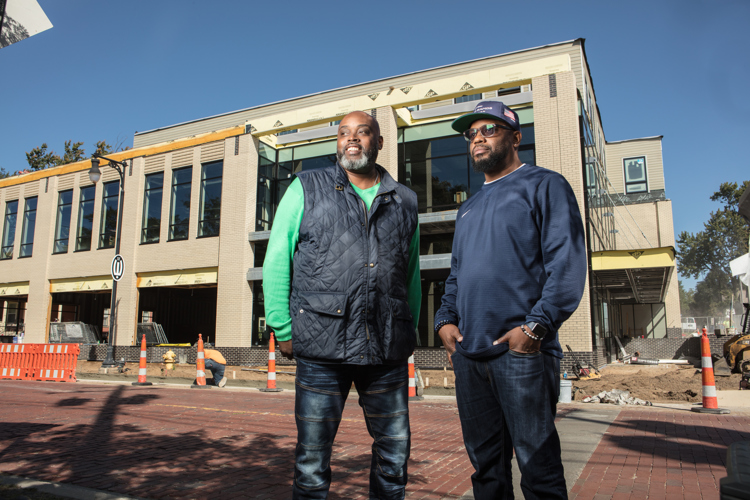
[215,135,258,347]
[532,71,592,352]
[377,106,399,178]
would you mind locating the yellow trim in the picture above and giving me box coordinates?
[50,276,112,293]
[248,55,569,135]
[0,281,30,297]
[137,267,218,288]
[591,247,675,271]
[0,126,244,189]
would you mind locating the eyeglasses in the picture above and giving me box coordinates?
[462,123,514,142]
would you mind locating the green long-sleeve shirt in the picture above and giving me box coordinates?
[262,178,421,342]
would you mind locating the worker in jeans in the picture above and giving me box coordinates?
[204,348,227,387]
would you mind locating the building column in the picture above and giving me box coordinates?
[215,134,258,347]
[533,71,592,352]
[376,106,399,179]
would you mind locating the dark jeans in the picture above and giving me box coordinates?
[453,350,566,500]
[293,358,410,500]
[204,359,225,386]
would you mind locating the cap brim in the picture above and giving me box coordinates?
[451,112,519,133]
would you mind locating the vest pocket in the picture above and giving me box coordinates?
[293,291,348,361]
[384,297,416,361]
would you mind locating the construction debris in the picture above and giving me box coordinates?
[581,389,653,406]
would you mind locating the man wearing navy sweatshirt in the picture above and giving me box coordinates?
[434,101,587,500]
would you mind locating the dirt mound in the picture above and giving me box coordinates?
[572,364,742,403]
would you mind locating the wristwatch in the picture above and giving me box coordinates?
[525,322,548,340]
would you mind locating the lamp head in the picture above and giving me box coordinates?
[89,157,101,183]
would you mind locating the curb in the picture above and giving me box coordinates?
[0,473,144,500]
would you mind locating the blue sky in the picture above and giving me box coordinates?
[1,1,748,290]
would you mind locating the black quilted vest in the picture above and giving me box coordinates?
[290,163,419,365]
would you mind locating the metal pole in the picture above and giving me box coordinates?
[101,163,126,368]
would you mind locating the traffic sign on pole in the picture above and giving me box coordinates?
[111,255,124,281]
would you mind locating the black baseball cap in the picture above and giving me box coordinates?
[451,101,520,133]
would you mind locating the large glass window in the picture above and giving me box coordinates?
[141,173,163,244]
[623,156,648,194]
[53,190,73,254]
[76,186,95,251]
[1,200,18,260]
[19,197,37,258]
[169,167,192,241]
[198,161,223,237]
[255,140,336,231]
[398,114,535,213]
[99,181,120,249]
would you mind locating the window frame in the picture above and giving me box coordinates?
[18,196,37,258]
[98,180,120,249]
[141,172,164,244]
[1,200,19,260]
[623,156,649,194]
[168,166,193,241]
[75,185,96,252]
[197,161,223,238]
[53,190,74,254]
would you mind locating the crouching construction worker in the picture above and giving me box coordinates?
[204,348,227,387]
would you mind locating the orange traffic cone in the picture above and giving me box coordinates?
[260,332,282,393]
[691,328,729,414]
[408,353,422,401]
[191,334,211,389]
[132,334,153,386]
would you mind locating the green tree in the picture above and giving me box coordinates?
[61,140,86,164]
[25,143,61,171]
[677,181,750,316]
[24,139,127,173]
[678,280,694,315]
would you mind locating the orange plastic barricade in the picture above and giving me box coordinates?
[0,344,33,380]
[36,344,79,382]
[0,343,80,382]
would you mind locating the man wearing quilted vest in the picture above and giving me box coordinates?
[263,111,421,499]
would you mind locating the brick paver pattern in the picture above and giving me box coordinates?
[569,408,750,500]
[0,382,474,499]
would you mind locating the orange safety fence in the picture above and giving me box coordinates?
[0,343,79,382]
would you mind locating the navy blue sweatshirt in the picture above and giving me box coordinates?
[434,164,587,359]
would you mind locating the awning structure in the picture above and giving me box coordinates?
[0,282,30,297]
[50,276,111,293]
[591,247,675,304]
[137,267,218,288]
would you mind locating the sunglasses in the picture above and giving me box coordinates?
[463,123,514,142]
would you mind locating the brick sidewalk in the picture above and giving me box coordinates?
[2,381,750,499]
[0,381,473,499]
[569,407,750,500]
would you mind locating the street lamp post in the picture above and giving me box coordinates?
[89,153,127,368]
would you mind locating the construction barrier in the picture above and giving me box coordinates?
[132,334,152,386]
[0,343,79,382]
[191,334,210,389]
[260,332,282,393]
[692,328,730,414]
[408,353,422,401]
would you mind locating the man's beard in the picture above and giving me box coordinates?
[471,135,514,173]
[338,144,378,173]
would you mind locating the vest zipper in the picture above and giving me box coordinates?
[360,197,371,343]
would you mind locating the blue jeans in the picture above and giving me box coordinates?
[452,350,566,500]
[293,358,410,500]
[204,359,225,386]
